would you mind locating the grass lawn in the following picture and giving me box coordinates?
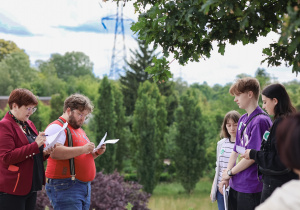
[148,178,218,210]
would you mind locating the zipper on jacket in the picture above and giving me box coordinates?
[13,173,20,192]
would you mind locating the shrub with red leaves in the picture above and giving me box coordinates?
[36,171,151,210]
[90,171,151,210]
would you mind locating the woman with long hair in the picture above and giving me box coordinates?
[242,83,298,203]
[210,110,241,210]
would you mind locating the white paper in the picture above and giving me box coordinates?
[93,132,119,152]
[44,122,68,151]
[236,145,245,154]
[223,185,228,210]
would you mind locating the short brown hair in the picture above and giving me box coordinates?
[8,88,38,109]
[63,94,94,113]
[229,77,260,100]
[276,113,300,170]
[220,110,241,138]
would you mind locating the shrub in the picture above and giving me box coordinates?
[123,173,138,182]
[36,187,52,210]
[36,171,151,210]
[159,172,172,182]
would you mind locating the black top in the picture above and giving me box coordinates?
[250,118,298,184]
[26,127,44,192]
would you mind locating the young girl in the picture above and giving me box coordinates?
[242,83,298,203]
[210,110,241,210]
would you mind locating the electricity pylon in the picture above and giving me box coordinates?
[101,4,133,79]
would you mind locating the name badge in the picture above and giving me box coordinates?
[263,131,270,141]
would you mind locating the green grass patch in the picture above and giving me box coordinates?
[148,178,218,210]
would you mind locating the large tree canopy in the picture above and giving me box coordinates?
[0,39,23,62]
[49,51,95,81]
[117,0,300,81]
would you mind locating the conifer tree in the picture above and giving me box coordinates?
[94,76,117,173]
[120,39,156,116]
[120,39,178,125]
[174,89,205,194]
[112,84,128,172]
[132,81,167,193]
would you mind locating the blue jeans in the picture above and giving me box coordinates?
[217,189,225,210]
[45,178,91,210]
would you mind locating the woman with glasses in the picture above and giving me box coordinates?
[0,88,52,210]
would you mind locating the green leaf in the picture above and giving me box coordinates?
[217,42,225,55]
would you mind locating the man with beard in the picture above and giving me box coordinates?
[45,94,106,210]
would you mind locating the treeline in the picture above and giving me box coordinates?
[1,39,300,194]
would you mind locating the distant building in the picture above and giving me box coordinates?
[0,96,51,110]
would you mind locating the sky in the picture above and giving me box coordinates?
[0,0,299,86]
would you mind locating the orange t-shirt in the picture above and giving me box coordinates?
[45,117,96,182]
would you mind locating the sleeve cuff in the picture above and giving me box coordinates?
[249,149,257,160]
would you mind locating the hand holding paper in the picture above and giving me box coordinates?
[240,148,251,160]
[236,145,245,154]
[93,132,119,152]
[44,122,68,151]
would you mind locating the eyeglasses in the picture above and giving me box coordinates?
[26,107,37,113]
[73,110,90,120]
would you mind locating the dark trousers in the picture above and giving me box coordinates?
[260,179,285,203]
[228,188,261,210]
[0,191,37,210]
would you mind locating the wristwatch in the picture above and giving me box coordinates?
[227,169,234,176]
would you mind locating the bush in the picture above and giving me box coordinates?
[36,187,52,210]
[123,173,138,182]
[159,172,172,182]
[36,171,151,210]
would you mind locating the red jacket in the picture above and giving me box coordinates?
[0,112,45,195]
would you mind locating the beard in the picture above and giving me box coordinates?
[68,112,83,129]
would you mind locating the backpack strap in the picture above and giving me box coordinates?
[240,112,269,139]
[57,118,76,180]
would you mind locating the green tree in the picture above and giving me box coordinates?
[112,83,128,172]
[0,39,23,62]
[32,60,67,96]
[127,0,300,80]
[49,93,66,122]
[94,76,117,173]
[120,39,178,125]
[120,39,157,116]
[255,68,271,89]
[29,100,51,131]
[0,51,37,95]
[66,75,99,103]
[284,80,300,111]
[132,81,167,193]
[173,89,205,194]
[49,51,95,81]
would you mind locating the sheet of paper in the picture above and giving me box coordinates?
[236,145,245,154]
[103,139,119,144]
[93,132,119,152]
[94,132,107,151]
[44,122,68,151]
[223,185,228,210]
